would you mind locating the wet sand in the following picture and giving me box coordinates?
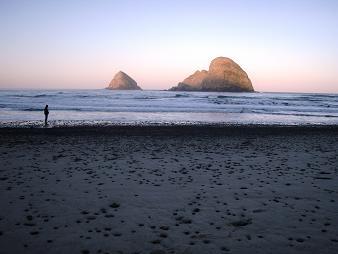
[0,126,337,254]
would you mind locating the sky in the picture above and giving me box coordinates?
[0,0,337,92]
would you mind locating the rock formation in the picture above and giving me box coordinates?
[169,57,254,92]
[106,71,142,90]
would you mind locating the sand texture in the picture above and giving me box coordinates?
[0,126,337,254]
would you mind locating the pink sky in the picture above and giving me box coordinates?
[0,0,337,93]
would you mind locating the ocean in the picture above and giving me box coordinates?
[0,89,338,126]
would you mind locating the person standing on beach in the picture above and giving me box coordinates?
[44,105,49,125]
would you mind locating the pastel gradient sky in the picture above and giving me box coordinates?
[0,0,337,92]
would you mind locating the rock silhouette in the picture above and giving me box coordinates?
[106,71,141,90]
[170,57,254,92]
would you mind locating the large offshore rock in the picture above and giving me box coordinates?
[170,57,254,92]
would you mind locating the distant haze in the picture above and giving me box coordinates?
[0,0,337,93]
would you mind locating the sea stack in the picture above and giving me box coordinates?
[170,57,254,92]
[106,71,142,90]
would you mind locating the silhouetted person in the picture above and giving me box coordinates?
[44,105,49,125]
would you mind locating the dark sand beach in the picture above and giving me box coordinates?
[0,125,337,254]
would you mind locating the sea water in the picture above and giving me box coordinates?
[0,90,337,126]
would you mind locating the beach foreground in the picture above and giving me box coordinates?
[0,126,337,254]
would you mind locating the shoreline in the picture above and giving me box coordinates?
[1,123,338,136]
